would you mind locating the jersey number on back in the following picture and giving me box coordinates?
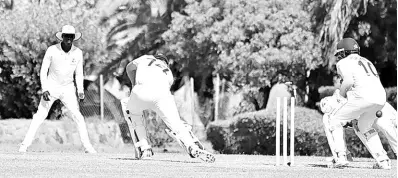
[148,59,169,75]
[358,60,378,77]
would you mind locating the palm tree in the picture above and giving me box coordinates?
[95,0,183,84]
[310,0,374,69]
[309,0,396,77]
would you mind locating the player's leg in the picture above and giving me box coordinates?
[121,97,151,159]
[121,97,141,158]
[19,97,56,152]
[328,97,369,167]
[165,121,204,153]
[323,114,353,164]
[154,94,215,163]
[60,90,96,153]
[323,114,338,161]
[125,93,153,159]
[374,103,397,154]
[351,119,378,158]
[320,95,352,163]
[351,120,390,169]
[357,105,392,169]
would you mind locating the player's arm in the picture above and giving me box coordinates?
[126,55,150,87]
[126,61,137,87]
[40,48,52,100]
[75,50,84,95]
[337,62,354,98]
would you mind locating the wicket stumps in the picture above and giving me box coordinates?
[276,97,295,166]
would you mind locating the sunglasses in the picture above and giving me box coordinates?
[62,34,75,40]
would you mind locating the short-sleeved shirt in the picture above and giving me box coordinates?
[336,54,386,105]
[131,55,173,88]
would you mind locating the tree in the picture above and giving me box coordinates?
[0,0,107,118]
[162,0,323,110]
[96,0,184,85]
[0,0,13,11]
[308,0,397,86]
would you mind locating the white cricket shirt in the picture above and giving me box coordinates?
[40,43,84,93]
[132,55,174,88]
[336,54,386,105]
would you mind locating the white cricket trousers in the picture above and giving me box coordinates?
[127,84,196,148]
[21,85,94,150]
[330,91,387,159]
[374,103,397,154]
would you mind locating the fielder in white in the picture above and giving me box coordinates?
[122,54,215,163]
[19,25,96,154]
[326,38,392,168]
[320,89,397,169]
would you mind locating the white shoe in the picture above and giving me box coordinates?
[326,157,335,163]
[140,148,154,160]
[84,147,97,154]
[373,159,391,170]
[188,141,204,158]
[189,145,215,163]
[18,145,27,153]
[165,128,205,159]
[334,154,348,168]
[334,156,349,168]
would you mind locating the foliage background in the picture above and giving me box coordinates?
[0,0,396,158]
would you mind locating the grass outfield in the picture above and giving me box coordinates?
[0,144,396,178]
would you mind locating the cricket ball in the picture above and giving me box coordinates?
[376,110,382,118]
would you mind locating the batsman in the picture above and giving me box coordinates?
[121,54,215,163]
[321,38,396,169]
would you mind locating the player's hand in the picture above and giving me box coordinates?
[342,121,353,128]
[42,91,51,101]
[78,92,85,102]
[333,89,347,103]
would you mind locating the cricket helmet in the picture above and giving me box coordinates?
[334,38,360,60]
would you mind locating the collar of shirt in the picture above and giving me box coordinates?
[55,43,78,54]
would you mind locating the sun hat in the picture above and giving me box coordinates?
[55,25,82,41]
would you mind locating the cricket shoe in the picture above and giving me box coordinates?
[18,144,28,153]
[188,145,215,163]
[188,141,204,158]
[373,159,391,170]
[165,128,194,158]
[333,154,349,168]
[84,147,97,154]
[326,157,336,163]
[140,148,154,160]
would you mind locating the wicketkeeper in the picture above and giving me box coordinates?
[320,89,397,169]
[122,54,215,163]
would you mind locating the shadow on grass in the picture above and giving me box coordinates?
[308,164,362,169]
[110,157,201,164]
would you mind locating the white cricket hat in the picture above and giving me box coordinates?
[55,25,82,41]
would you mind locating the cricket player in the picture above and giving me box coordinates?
[18,25,96,154]
[327,38,390,168]
[123,54,215,163]
[321,89,397,169]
